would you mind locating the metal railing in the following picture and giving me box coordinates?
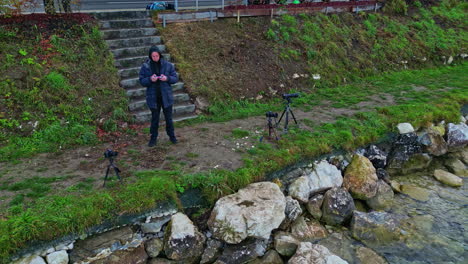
[159,0,378,12]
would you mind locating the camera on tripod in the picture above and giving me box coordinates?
[282,93,299,99]
[266,111,278,118]
[104,149,118,159]
[103,149,121,187]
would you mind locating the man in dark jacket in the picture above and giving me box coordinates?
[139,46,179,147]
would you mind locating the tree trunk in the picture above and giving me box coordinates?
[43,0,56,14]
[62,0,72,13]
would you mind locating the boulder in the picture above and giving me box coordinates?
[46,251,69,264]
[145,238,163,258]
[282,196,302,228]
[148,258,177,264]
[400,153,432,174]
[92,244,148,264]
[306,194,324,220]
[282,168,305,186]
[432,123,446,136]
[69,226,136,263]
[433,169,463,187]
[343,155,378,200]
[248,250,283,264]
[289,161,343,203]
[446,123,468,151]
[366,180,394,211]
[288,176,312,203]
[274,232,300,257]
[400,185,430,201]
[444,158,467,177]
[291,216,328,241]
[164,213,205,261]
[386,133,422,175]
[200,239,223,264]
[459,148,468,164]
[389,180,401,193]
[328,154,351,172]
[288,243,348,264]
[141,215,172,234]
[418,130,448,156]
[321,188,355,226]
[397,123,414,134]
[12,255,47,264]
[355,247,387,264]
[208,182,286,244]
[351,211,404,245]
[364,145,388,169]
[215,238,268,264]
[308,160,343,194]
[317,233,356,263]
[376,168,391,184]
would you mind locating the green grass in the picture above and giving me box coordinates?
[0,64,466,262]
[0,22,129,161]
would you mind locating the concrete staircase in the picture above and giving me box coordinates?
[93,10,197,123]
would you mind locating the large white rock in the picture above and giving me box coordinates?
[309,160,343,194]
[289,161,342,203]
[397,123,415,134]
[447,123,468,150]
[164,212,205,260]
[46,250,68,264]
[288,243,348,264]
[289,176,312,203]
[208,182,286,244]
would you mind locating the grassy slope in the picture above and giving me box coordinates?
[159,0,467,111]
[0,15,129,161]
[0,1,467,261]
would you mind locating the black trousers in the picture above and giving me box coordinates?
[150,96,175,139]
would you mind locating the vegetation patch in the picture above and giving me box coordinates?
[0,14,129,161]
[0,63,466,262]
[159,0,466,109]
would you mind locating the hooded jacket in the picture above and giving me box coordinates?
[139,46,178,109]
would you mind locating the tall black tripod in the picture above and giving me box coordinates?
[103,156,122,187]
[277,97,298,133]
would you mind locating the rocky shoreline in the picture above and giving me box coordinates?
[12,118,467,264]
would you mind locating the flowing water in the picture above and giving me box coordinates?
[362,162,467,264]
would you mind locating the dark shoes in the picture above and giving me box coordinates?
[148,137,157,147]
[148,136,176,146]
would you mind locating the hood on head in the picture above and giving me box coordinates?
[148,46,162,61]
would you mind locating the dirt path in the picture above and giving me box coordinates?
[0,91,399,209]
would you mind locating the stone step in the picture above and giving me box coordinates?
[128,93,191,111]
[133,103,196,123]
[100,18,154,29]
[105,36,161,49]
[111,45,166,59]
[126,82,184,98]
[102,28,158,40]
[119,64,177,80]
[91,10,150,21]
[114,54,172,69]
[120,75,180,89]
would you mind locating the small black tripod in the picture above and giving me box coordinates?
[260,113,279,142]
[103,151,122,187]
[277,97,298,133]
